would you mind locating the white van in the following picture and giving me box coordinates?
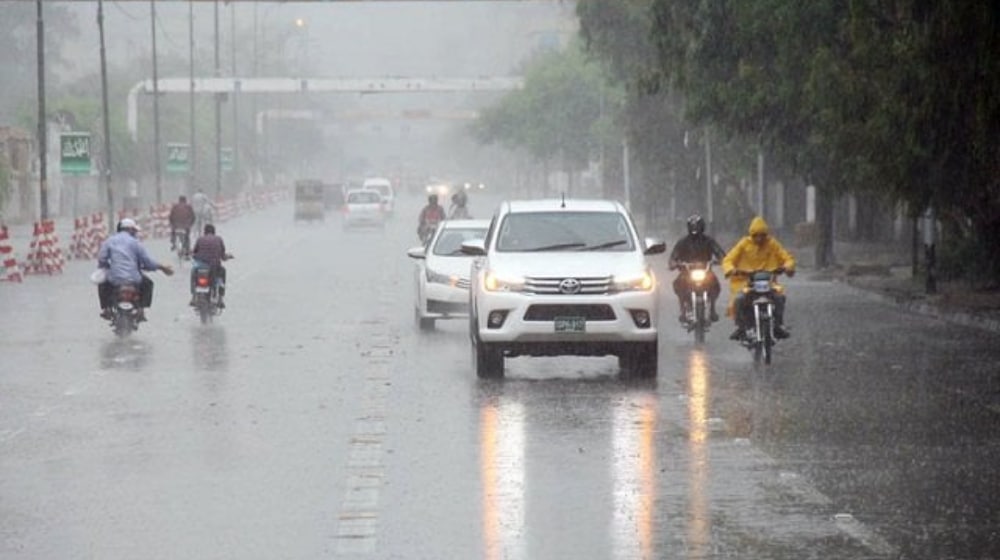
[362,177,395,216]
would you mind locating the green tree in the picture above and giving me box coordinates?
[472,41,614,196]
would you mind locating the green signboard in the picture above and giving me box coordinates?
[166,143,190,174]
[221,147,234,172]
[60,132,91,175]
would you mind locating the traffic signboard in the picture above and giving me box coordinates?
[60,132,91,176]
[167,143,190,174]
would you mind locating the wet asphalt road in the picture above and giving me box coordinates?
[1,194,998,559]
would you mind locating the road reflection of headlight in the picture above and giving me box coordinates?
[480,397,525,560]
[612,393,657,560]
[687,350,710,558]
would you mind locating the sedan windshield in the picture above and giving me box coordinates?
[496,211,635,253]
[433,228,488,256]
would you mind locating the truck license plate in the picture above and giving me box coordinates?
[554,317,586,333]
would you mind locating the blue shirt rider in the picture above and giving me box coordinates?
[96,218,173,320]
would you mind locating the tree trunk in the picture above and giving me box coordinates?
[814,187,836,269]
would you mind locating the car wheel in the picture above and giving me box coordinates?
[471,322,503,378]
[619,341,658,379]
[418,315,435,331]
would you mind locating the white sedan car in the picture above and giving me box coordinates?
[407,219,490,330]
[342,189,386,230]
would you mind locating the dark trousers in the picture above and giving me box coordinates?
[732,291,786,328]
[171,228,191,252]
[99,276,154,309]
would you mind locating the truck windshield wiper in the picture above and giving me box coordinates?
[580,240,628,251]
[523,242,586,252]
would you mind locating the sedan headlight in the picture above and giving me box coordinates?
[483,270,525,292]
[426,268,459,287]
[611,270,655,292]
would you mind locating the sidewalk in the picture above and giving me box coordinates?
[803,241,1000,335]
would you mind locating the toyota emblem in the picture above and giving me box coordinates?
[559,278,582,294]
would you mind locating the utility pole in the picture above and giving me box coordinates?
[231,2,239,193]
[98,0,114,230]
[251,0,258,189]
[189,0,196,194]
[214,0,222,197]
[704,126,713,227]
[151,0,162,204]
[36,0,49,220]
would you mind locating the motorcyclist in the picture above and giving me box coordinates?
[168,195,196,255]
[190,223,230,308]
[449,190,472,219]
[191,188,215,237]
[417,194,446,242]
[722,216,796,340]
[97,218,174,320]
[668,214,726,323]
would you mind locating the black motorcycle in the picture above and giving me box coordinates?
[109,284,142,337]
[733,268,786,364]
[678,261,715,344]
[191,256,232,324]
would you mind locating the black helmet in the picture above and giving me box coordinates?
[428,194,438,205]
[686,214,705,236]
[204,223,216,235]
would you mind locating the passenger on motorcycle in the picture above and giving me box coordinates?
[417,194,446,242]
[190,223,229,308]
[168,195,196,255]
[191,188,215,236]
[96,218,174,320]
[449,190,472,219]
[722,216,796,340]
[669,214,726,323]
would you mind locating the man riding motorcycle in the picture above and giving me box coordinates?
[668,214,726,323]
[96,218,174,321]
[722,216,796,340]
[417,194,446,242]
[168,195,196,255]
[190,223,230,308]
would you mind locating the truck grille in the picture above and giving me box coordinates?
[523,276,611,295]
[523,304,616,321]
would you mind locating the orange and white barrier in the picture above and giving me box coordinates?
[68,212,107,260]
[149,204,170,239]
[24,219,64,276]
[0,225,23,283]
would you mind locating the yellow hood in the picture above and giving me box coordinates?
[748,216,769,236]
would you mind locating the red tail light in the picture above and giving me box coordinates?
[196,276,210,287]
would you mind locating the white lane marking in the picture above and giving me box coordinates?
[335,354,392,556]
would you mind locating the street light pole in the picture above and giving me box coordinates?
[150,0,162,204]
[189,0,196,193]
[98,0,114,230]
[231,2,239,193]
[35,0,49,220]
[214,0,222,197]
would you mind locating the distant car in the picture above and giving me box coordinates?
[464,199,666,379]
[362,177,395,216]
[407,219,490,330]
[343,189,386,230]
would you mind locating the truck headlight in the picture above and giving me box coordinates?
[612,270,655,292]
[484,270,525,292]
[426,268,459,287]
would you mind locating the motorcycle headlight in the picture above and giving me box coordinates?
[484,270,525,292]
[612,270,655,292]
[689,269,707,283]
[426,268,459,287]
[752,279,771,293]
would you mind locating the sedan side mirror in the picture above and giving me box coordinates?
[644,237,667,255]
[407,247,426,260]
[461,239,487,256]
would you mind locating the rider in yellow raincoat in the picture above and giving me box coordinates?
[722,216,796,340]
